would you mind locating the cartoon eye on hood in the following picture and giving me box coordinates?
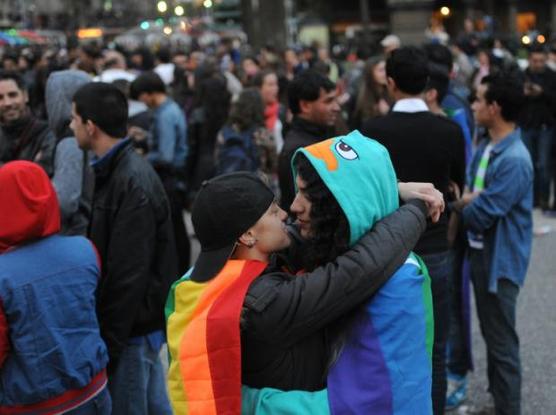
[335,140,359,160]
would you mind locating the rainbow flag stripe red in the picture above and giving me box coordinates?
[165,259,267,415]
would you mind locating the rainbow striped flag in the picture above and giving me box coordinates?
[165,259,267,415]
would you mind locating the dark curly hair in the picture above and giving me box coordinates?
[294,154,350,271]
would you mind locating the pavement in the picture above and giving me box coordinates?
[182,210,556,414]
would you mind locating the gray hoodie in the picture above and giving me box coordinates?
[45,70,94,236]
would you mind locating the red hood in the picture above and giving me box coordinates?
[0,161,60,253]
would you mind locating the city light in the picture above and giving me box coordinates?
[440,7,450,17]
[175,5,185,16]
[140,21,150,30]
[157,1,168,13]
[163,26,173,35]
[521,35,531,45]
[537,35,546,44]
[77,28,103,39]
[203,0,213,8]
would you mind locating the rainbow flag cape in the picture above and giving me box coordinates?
[165,259,267,415]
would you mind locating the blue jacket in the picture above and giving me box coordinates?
[0,235,108,411]
[215,125,259,175]
[463,129,533,292]
[148,98,188,170]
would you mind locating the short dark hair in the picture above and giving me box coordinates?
[386,46,429,95]
[425,63,450,103]
[0,71,26,91]
[529,43,547,55]
[481,70,524,122]
[157,48,171,63]
[288,69,335,115]
[129,71,166,100]
[424,43,453,72]
[73,82,128,138]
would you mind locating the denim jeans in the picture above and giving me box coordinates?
[66,386,111,415]
[469,248,521,415]
[420,250,452,415]
[521,126,553,207]
[446,247,473,376]
[109,340,173,415]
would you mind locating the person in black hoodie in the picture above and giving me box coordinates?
[0,71,55,175]
[278,69,340,210]
[71,82,177,415]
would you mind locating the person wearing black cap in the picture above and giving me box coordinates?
[166,171,443,413]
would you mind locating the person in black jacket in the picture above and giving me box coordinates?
[278,69,340,210]
[361,46,466,415]
[0,71,55,175]
[520,44,556,210]
[71,82,177,415]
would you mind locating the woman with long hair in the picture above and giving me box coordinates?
[185,61,231,201]
[348,56,391,130]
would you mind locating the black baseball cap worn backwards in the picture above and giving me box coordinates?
[190,172,275,282]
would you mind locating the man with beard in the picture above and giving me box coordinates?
[0,71,55,175]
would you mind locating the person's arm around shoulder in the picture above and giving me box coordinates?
[243,199,428,345]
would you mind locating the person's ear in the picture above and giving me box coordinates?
[85,119,96,137]
[490,101,502,117]
[238,230,257,248]
[424,89,436,105]
[299,99,313,116]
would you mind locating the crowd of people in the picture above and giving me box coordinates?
[0,18,553,415]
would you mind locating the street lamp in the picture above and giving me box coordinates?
[175,5,185,16]
[440,7,450,17]
[157,1,168,13]
[203,0,212,8]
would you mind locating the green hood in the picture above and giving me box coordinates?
[292,130,399,246]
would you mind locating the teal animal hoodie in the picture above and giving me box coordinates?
[242,130,433,414]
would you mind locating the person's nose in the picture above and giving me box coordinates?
[290,194,302,214]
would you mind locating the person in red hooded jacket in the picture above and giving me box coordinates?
[0,161,110,414]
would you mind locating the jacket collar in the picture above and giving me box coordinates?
[93,138,132,183]
[291,116,330,138]
[490,128,521,155]
[392,98,429,113]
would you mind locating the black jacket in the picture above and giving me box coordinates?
[278,117,334,210]
[362,111,466,255]
[89,140,178,368]
[240,200,427,391]
[521,67,556,129]
[0,115,55,176]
